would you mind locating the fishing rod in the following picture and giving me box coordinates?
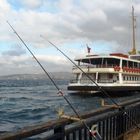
[40,35,140,130]
[7,21,101,139]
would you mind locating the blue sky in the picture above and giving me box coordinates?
[0,0,140,75]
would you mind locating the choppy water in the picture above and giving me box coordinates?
[0,79,140,133]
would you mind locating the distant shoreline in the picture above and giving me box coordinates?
[0,72,73,80]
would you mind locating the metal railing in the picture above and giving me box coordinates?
[70,79,116,84]
[73,65,115,70]
[0,98,140,140]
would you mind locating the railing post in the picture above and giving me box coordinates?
[54,125,65,140]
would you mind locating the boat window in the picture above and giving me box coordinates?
[122,60,127,67]
[127,77,129,81]
[123,76,125,80]
[79,58,120,67]
[134,62,137,68]
[128,61,133,67]
[132,77,134,81]
[122,60,140,68]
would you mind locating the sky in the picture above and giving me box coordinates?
[0,0,140,75]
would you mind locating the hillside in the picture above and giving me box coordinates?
[0,72,74,80]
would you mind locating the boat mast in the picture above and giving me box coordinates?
[130,6,136,55]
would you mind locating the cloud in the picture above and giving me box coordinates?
[0,0,10,11]
[2,0,140,48]
[0,0,140,75]
[0,51,71,75]
[0,0,11,24]
[20,0,43,9]
[2,44,26,56]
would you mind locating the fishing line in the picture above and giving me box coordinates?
[40,35,140,130]
[7,21,99,139]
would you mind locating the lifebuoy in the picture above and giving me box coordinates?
[128,68,131,72]
[122,67,126,72]
[114,66,117,71]
[114,66,120,71]
[130,68,132,73]
[125,67,129,72]
[117,66,120,71]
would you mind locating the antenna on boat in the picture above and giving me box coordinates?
[7,21,102,139]
[129,6,137,55]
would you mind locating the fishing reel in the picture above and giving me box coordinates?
[91,124,102,140]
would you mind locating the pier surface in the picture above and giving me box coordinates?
[124,128,140,140]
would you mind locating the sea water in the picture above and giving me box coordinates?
[0,79,140,133]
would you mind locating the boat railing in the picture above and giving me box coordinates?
[70,79,79,83]
[80,79,95,84]
[73,64,116,70]
[70,79,94,84]
[69,79,92,84]
[123,81,140,84]
[70,79,116,84]
[122,66,140,73]
[72,65,95,70]
[98,79,116,83]
[96,64,115,68]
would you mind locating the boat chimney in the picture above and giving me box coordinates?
[129,6,137,55]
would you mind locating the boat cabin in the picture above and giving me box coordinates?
[73,54,140,85]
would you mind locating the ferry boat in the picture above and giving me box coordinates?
[68,53,140,93]
[68,7,140,93]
